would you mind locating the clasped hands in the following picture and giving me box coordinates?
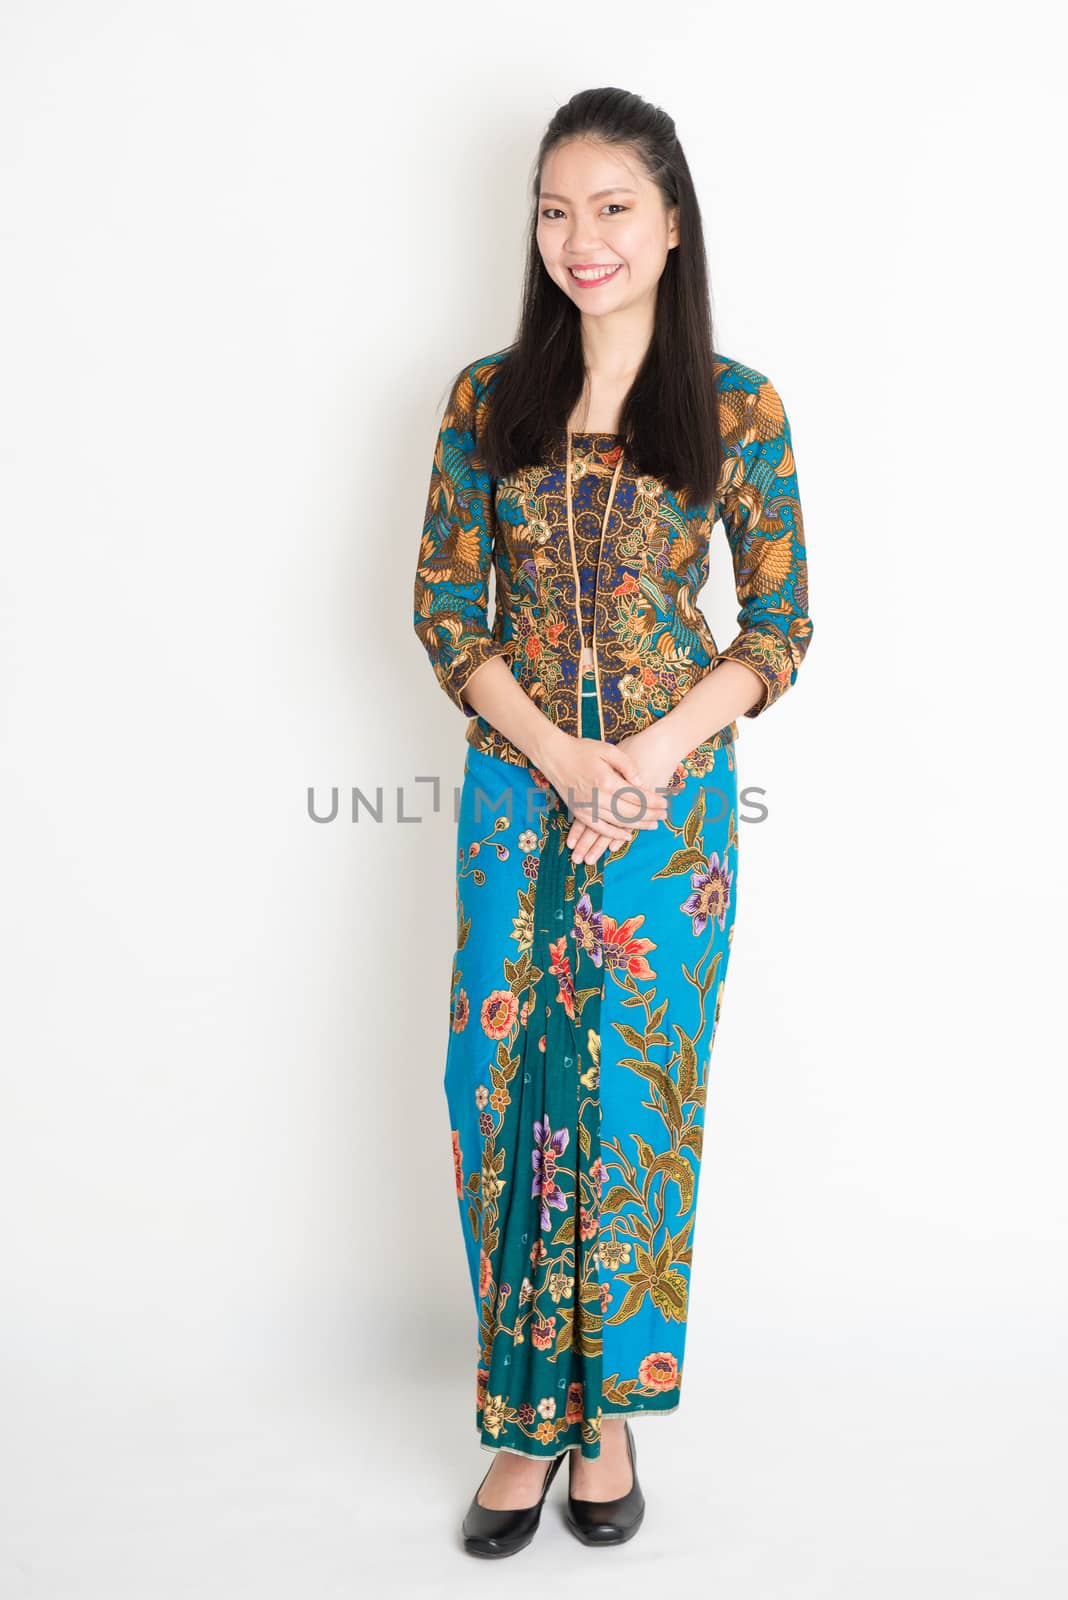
[540,730,679,866]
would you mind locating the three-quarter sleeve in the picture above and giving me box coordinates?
[413,364,514,718]
[716,375,814,717]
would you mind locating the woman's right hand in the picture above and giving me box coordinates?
[539,735,669,847]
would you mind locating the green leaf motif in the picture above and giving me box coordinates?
[652,847,706,880]
[553,1214,576,1245]
[631,1133,657,1171]
[650,1068,683,1131]
[604,1281,650,1325]
[680,1124,703,1159]
[683,787,706,849]
[675,1024,698,1101]
[635,1245,657,1277]
[619,1058,682,1129]
[650,1269,689,1321]
[647,1150,694,1213]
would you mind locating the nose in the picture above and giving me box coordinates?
[566,217,605,255]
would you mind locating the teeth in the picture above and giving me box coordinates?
[570,264,620,281]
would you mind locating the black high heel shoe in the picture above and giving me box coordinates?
[462,1449,566,1558]
[566,1419,645,1544]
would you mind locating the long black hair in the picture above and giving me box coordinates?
[476,86,724,507]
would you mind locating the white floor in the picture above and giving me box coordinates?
[3,1339,1064,1599]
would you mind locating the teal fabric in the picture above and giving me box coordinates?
[445,675,739,1458]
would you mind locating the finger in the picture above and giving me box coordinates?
[586,788,649,832]
[611,775,669,812]
[599,791,666,831]
[575,822,636,862]
[601,747,643,786]
[569,805,639,846]
[569,822,607,858]
[612,791,666,824]
[575,774,658,825]
[569,826,599,851]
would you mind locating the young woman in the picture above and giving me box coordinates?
[413,86,814,1557]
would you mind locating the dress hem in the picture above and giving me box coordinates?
[476,1402,682,1460]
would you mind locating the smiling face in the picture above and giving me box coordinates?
[536,136,679,318]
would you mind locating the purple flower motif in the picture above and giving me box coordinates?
[531,1115,570,1231]
[680,852,733,936]
[572,890,604,968]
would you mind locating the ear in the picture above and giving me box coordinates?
[667,205,680,249]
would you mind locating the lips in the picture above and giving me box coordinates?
[568,263,622,284]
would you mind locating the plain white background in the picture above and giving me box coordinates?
[2,1,1065,1594]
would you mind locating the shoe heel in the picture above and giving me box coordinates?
[565,1420,645,1546]
[462,1449,565,1558]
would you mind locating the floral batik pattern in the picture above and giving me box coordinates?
[444,683,740,1460]
[413,349,814,775]
[424,349,811,1462]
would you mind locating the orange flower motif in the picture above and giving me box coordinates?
[451,1129,463,1197]
[531,1315,556,1351]
[548,936,576,1019]
[599,913,657,981]
[565,1381,584,1423]
[638,1351,679,1391]
[479,1249,494,1299]
[481,988,519,1040]
[451,989,469,1033]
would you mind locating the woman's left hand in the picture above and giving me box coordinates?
[566,724,682,865]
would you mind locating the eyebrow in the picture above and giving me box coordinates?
[538,186,638,201]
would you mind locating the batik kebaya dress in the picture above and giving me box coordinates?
[414,352,813,1461]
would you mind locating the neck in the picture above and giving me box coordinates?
[578,298,655,380]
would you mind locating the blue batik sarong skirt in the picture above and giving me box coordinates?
[443,681,739,1460]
